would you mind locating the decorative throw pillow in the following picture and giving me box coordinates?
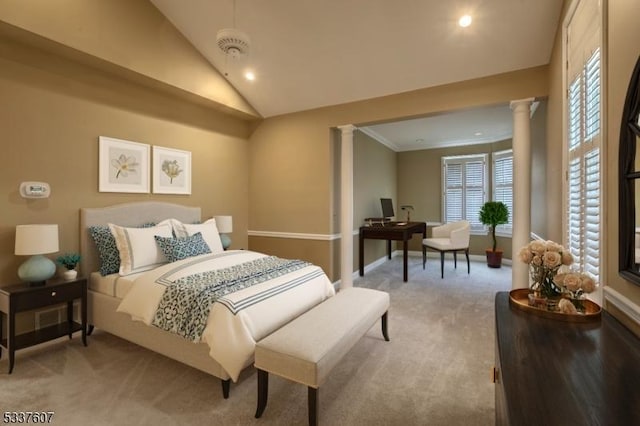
[154,232,212,263]
[89,222,157,276]
[89,225,121,276]
[173,218,224,254]
[108,223,173,276]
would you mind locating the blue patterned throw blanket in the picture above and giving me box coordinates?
[152,256,311,342]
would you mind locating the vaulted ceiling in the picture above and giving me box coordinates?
[150,0,562,148]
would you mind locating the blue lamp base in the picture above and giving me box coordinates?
[18,255,56,285]
[220,233,232,250]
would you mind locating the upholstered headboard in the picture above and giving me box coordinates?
[79,202,201,276]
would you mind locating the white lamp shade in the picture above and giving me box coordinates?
[15,224,59,255]
[214,216,233,233]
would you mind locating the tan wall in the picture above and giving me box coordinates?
[0,0,258,119]
[354,130,397,269]
[604,0,640,324]
[530,100,549,238]
[249,67,550,280]
[543,0,640,329]
[544,2,569,243]
[0,31,250,286]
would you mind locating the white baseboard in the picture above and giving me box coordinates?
[604,287,640,326]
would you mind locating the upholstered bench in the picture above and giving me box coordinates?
[254,287,390,426]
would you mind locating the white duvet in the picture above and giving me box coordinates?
[117,250,335,381]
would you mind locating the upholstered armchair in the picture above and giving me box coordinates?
[422,220,471,278]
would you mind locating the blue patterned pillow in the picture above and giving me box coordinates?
[89,222,156,276]
[89,225,120,276]
[154,232,211,263]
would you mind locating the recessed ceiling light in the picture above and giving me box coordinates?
[459,15,472,28]
[474,131,483,136]
[244,71,256,81]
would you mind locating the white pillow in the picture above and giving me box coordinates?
[173,219,224,254]
[108,223,173,276]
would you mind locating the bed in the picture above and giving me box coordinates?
[79,201,335,398]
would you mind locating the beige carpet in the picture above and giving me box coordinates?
[0,257,511,425]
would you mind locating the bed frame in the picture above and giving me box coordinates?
[79,202,233,398]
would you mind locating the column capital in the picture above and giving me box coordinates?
[338,124,356,134]
[510,98,536,111]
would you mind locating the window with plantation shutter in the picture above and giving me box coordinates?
[442,154,487,232]
[493,150,513,235]
[564,0,601,282]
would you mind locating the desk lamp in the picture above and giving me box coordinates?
[400,205,414,222]
[15,224,59,285]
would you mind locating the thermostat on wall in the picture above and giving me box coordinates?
[20,181,51,198]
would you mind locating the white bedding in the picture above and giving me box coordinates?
[89,271,143,299]
[116,250,335,381]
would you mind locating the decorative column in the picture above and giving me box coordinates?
[338,125,355,289]
[510,98,535,289]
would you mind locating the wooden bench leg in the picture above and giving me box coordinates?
[255,369,269,418]
[381,311,390,341]
[308,387,318,426]
[221,378,230,399]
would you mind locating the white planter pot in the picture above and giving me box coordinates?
[63,269,78,280]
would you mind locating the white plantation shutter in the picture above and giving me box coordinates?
[493,150,513,234]
[584,149,600,277]
[442,155,487,231]
[568,76,582,151]
[585,50,601,140]
[565,0,601,282]
[444,163,463,223]
[567,157,582,267]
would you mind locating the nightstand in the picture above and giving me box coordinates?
[0,276,87,373]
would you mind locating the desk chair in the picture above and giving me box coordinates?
[422,220,470,278]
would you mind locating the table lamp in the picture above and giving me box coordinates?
[400,205,414,222]
[214,216,233,250]
[15,224,59,285]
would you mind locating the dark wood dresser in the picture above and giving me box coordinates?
[494,291,640,425]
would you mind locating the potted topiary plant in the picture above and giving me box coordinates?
[56,253,81,280]
[479,201,509,268]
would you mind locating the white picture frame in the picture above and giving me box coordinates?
[153,146,192,195]
[98,136,150,193]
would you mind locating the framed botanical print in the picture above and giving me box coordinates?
[98,136,150,193]
[153,146,192,195]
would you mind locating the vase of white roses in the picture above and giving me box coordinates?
[554,272,598,314]
[518,240,572,294]
[518,240,598,313]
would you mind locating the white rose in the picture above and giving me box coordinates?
[543,251,562,269]
[545,241,563,253]
[581,276,597,293]
[563,273,582,291]
[558,298,578,314]
[561,252,574,266]
[518,247,533,264]
[530,240,546,256]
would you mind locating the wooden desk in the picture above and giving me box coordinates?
[494,291,640,425]
[359,221,426,282]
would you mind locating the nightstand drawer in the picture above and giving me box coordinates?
[13,282,83,311]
